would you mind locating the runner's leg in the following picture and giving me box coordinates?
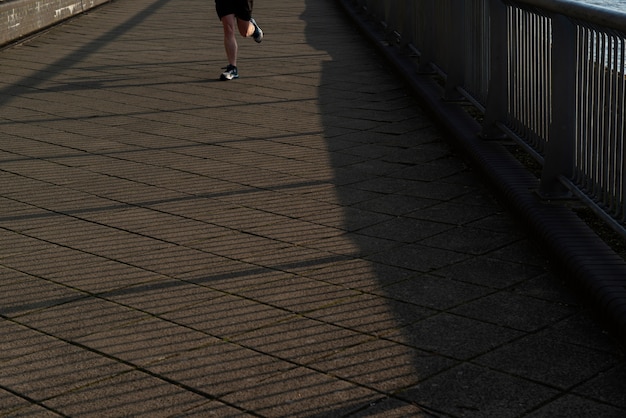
[221,14,238,66]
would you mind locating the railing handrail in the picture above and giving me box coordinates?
[516,0,626,30]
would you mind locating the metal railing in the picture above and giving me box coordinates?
[350,0,626,237]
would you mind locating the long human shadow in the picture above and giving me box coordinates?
[298,0,470,415]
[300,0,422,396]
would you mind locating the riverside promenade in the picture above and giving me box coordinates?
[1,0,625,416]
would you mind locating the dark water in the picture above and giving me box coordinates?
[579,0,626,12]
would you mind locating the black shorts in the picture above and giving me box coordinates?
[215,0,254,21]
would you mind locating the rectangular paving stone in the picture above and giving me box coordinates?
[358,216,452,243]
[366,243,470,273]
[1,320,66,363]
[474,333,620,390]
[303,292,435,336]
[235,275,361,313]
[147,340,295,398]
[385,313,524,360]
[525,394,626,418]
[221,366,381,418]
[102,277,223,315]
[0,389,61,418]
[420,226,519,255]
[308,337,456,393]
[0,338,131,402]
[573,364,626,408]
[0,269,86,318]
[75,317,218,367]
[229,316,372,365]
[162,293,295,339]
[450,291,575,332]
[398,363,559,418]
[433,255,546,289]
[17,296,150,340]
[372,273,491,310]
[43,370,210,417]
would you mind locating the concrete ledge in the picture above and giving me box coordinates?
[337,0,626,344]
[0,0,110,46]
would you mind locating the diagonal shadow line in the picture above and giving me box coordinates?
[0,95,318,119]
[0,129,325,165]
[0,0,174,108]
[1,253,348,316]
[0,178,330,223]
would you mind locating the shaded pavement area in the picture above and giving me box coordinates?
[1,0,625,416]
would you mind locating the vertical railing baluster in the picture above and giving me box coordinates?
[418,0,436,72]
[444,1,467,100]
[540,14,577,196]
[482,0,508,138]
[616,39,626,222]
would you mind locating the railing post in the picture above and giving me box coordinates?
[481,0,508,138]
[396,0,408,43]
[417,0,436,72]
[539,14,577,197]
[390,0,404,39]
[443,1,466,100]
[404,0,417,47]
[383,0,402,43]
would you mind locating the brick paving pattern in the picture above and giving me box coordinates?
[0,0,625,416]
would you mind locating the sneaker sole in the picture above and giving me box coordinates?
[251,18,263,43]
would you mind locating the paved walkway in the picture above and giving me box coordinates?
[0,0,625,416]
